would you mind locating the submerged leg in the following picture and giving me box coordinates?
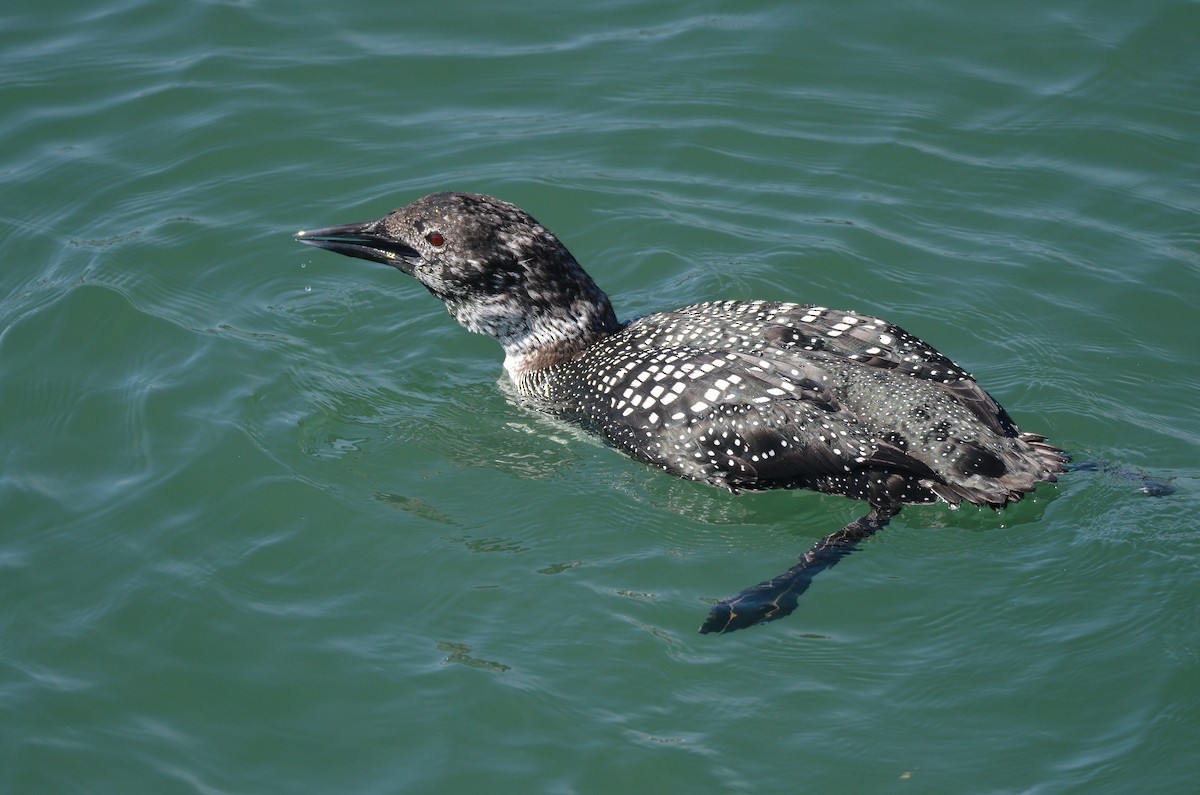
[699,506,898,634]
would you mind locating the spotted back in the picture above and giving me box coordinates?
[518,300,1052,507]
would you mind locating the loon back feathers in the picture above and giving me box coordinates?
[295,192,1066,514]
[523,301,1063,508]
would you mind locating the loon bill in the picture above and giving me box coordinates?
[296,191,1067,634]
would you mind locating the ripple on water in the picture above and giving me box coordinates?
[2,0,1198,791]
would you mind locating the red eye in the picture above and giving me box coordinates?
[426,231,445,247]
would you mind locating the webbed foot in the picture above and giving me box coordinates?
[1072,460,1174,497]
[699,569,811,633]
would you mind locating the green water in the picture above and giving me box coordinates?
[3,0,1198,792]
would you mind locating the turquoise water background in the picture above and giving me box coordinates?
[3,0,1198,792]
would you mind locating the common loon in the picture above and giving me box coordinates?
[295,191,1068,633]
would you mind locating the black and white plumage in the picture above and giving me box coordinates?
[296,191,1068,633]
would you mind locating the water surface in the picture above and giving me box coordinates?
[2,0,1198,792]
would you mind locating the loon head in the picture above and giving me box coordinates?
[296,192,621,378]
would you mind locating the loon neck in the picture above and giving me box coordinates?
[497,302,621,380]
[425,228,622,381]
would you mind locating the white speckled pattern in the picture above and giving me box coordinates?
[519,299,1063,507]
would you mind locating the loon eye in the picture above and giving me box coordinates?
[426,231,445,247]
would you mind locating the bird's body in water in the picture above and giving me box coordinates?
[296,191,1068,633]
